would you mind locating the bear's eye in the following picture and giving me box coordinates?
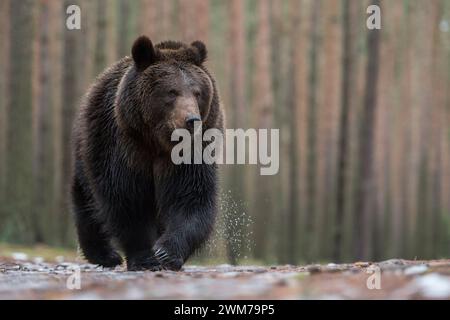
[168,89,179,98]
[193,91,201,99]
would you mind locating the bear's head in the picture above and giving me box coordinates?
[115,36,215,152]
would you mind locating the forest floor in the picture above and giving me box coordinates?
[1,246,450,299]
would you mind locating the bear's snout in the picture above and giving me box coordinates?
[172,96,201,131]
[185,114,201,131]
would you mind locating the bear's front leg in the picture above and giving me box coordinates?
[153,163,217,271]
[118,222,162,271]
[152,208,216,271]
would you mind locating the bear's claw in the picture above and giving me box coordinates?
[127,255,162,271]
[154,247,183,271]
[154,247,170,263]
[86,251,123,268]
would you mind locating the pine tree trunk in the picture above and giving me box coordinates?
[252,0,274,261]
[333,0,354,262]
[355,0,381,260]
[6,0,35,242]
[0,0,10,224]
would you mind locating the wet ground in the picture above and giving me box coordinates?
[1,257,450,299]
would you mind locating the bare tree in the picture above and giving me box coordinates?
[6,0,35,241]
[287,0,301,264]
[224,0,247,264]
[178,0,196,42]
[118,0,132,57]
[0,0,10,226]
[334,0,355,262]
[61,0,84,244]
[139,0,160,42]
[196,0,210,41]
[49,0,64,245]
[252,0,274,260]
[354,0,382,260]
[304,0,321,261]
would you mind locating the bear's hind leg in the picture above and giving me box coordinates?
[72,176,123,268]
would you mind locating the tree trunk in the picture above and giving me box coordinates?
[61,0,84,244]
[5,0,35,242]
[333,0,355,262]
[0,0,10,225]
[49,0,64,245]
[118,0,132,57]
[304,0,321,261]
[223,0,247,265]
[354,0,382,260]
[252,0,274,261]
[286,0,301,264]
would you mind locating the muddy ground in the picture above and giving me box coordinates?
[1,256,450,299]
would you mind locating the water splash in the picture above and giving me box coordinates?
[205,189,255,262]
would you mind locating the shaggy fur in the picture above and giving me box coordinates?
[71,36,224,271]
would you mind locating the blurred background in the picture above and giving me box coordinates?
[0,0,449,265]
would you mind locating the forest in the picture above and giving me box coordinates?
[0,0,449,266]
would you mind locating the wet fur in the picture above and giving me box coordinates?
[71,39,224,271]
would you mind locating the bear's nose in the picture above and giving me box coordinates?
[185,114,201,130]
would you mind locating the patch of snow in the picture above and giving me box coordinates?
[216,264,233,269]
[327,263,337,267]
[326,263,340,271]
[220,272,240,278]
[11,252,28,261]
[414,274,450,298]
[378,259,407,269]
[33,257,45,264]
[404,265,428,276]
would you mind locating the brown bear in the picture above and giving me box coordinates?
[71,36,224,271]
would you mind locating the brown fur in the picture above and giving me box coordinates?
[71,36,224,271]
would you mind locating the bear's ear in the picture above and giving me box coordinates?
[132,36,158,71]
[191,41,207,64]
